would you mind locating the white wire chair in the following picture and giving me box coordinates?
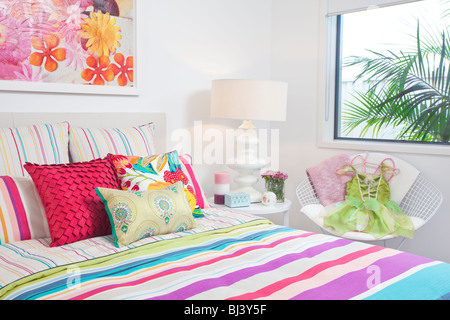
[296,154,443,250]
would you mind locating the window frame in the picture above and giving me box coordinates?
[317,0,450,156]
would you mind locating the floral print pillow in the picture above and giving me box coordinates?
[109,151,203,217]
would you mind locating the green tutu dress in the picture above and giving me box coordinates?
[323,164,415,239]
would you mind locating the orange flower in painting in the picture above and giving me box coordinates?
[29,34,66,72]
[81,55,114,85]
[109,53,133,86]
[51,0,64,6]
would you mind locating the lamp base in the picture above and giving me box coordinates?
[227,119,269,203]
[228,160,267,203]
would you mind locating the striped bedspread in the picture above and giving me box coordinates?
[0,209,449,300]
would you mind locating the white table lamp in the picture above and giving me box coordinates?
[210,79,288,202]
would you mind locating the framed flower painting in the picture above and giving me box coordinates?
[0,0,138,95]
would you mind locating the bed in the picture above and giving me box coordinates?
[0,113,449,301]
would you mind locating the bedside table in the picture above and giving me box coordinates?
[207,198,291,227]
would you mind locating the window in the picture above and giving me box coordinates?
[332,0,450,145]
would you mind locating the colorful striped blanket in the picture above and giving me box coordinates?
[0,209,449,300]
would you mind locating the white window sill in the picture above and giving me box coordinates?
[317,137,450,156]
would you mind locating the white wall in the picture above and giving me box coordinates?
[271,0,450,263]
[0,0,272,196]
[1,0,272,123]
[1,0,449,263]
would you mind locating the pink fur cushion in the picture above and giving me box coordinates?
[306,154,353,206]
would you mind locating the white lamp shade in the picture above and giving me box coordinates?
[210,79,288,122]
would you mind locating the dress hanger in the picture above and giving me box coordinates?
[335,153,400,182]
[350,152,399,182]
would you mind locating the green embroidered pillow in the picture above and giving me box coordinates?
[96,181,197,247]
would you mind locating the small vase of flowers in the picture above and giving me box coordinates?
[261,170,288,203]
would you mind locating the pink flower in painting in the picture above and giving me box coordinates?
[79,0,94,9]
[0,13,32,64]
[65,38,88,71]
[13,63,44,82]
[65,2,86,28]
[0,13,33,80]
[27,9,59,40]
[0,63,23,80]
[3,0,46,20]
[56,1,88,43]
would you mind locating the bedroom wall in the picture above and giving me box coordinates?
[270,0,450,263]
[1,0,449,263]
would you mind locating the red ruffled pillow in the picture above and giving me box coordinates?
[24,158,121,247]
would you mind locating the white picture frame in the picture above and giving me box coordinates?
[0,0,140,96]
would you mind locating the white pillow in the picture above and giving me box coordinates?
[14,177,50,239]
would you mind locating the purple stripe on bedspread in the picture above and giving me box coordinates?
[292,252,433,300]
[439,292,450,300]
[149,237,352,300]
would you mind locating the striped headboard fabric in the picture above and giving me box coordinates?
[69,123,156,163]
[0,123,69,177]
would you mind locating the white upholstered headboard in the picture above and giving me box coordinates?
[0,113,167,154]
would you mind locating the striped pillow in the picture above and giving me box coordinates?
[0,176,49,244]
[0,123,69,177]
[69,123,156,163]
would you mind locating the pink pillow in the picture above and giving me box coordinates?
[178,154,210,209]
[24,158,121,247]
